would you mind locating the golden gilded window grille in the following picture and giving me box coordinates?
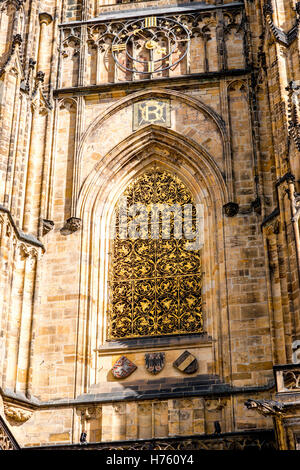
[108,170,203,339]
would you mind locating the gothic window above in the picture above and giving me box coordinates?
[108,170,203,340]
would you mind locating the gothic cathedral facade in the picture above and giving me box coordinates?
[0,0,300,450]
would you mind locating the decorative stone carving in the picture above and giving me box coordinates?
[60,27,81,58]
[113,403,126,414]
[223,202,239,217]
[111,355,137,379]
[4,405,33,424]
[60,217,82,235]
[77,406,102,421]
[39,12,53,26]
[205,398,228,412]
[31,71,52,115]
[138,403,152,414]
[145,352,165,375]
[283,370,300,390]
[292,340,300,364]
[173,350,198,374]
[42,219,54,236]
[245,399,286,416]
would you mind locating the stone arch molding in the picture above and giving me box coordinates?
[77,124,228,219]
[74,123,232,393]
[72,88,232,216]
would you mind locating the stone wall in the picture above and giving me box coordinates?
[0,0,299,449]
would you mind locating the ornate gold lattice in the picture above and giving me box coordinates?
[108,170,203,339]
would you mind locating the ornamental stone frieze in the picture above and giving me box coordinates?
[223,202,239,217]
[42,219,55,236]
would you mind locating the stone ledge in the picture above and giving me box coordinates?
[97,333,212,355]
[54,69,251,97]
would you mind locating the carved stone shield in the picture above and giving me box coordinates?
[145,352,165,374]
[112,356,137,379]
[173,350,198,374]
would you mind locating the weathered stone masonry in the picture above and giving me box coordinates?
[0,0,299,450]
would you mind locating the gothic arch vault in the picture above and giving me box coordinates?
[74,123,232,396]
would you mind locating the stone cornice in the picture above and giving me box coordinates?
[53,69,251,97]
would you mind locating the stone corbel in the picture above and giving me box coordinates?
[42,219,54,236]
[223,202,239,217]
[77,405,102,438]
[205,398,228,412]
[60,217,82,235]
[4,404,33,425]
[39,12,53,27]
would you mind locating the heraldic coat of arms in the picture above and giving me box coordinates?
[145,352,165,375]
[111,355,137,379]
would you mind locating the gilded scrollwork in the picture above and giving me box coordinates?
[109,170,203,339]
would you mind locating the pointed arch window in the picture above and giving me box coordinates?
[108,169,203,339]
